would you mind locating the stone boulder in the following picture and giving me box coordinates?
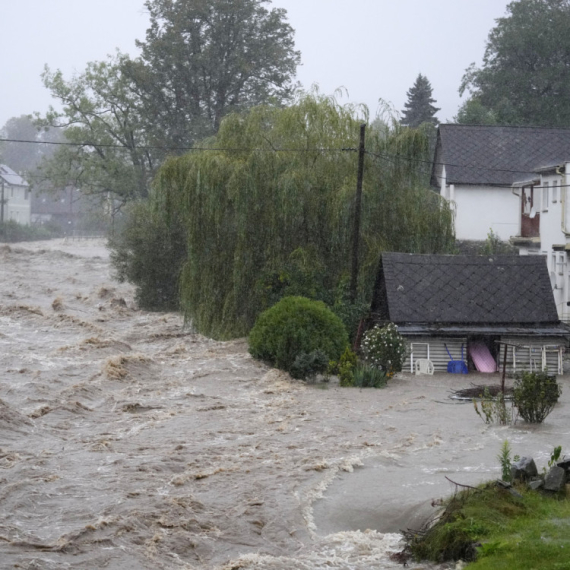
[544,466,567,492]
[510,457,538,482]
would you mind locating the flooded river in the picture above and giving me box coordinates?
[1,239,568,569]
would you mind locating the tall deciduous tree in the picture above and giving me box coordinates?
[401,74,440,128]
[460,0,570,126]
[37,55,155,205]
[123,0,301,148]
[36,0,300,205]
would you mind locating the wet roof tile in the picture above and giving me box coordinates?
[380,253,559,325]
[431,124,570,186]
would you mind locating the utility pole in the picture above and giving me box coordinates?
[350,123,366,304]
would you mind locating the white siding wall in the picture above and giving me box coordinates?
[453,185,520,241]
[5,184,31,225]
[405,337,467,373]
[533,170,570,320]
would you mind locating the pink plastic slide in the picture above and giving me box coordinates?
[469,341,498,373]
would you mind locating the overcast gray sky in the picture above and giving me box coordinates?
[0,0,511,129]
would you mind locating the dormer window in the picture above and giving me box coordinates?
[542,181,549,212]
[552,180,559,203]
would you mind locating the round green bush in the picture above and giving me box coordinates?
[248,296,348,377]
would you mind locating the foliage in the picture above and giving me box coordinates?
[289,349,329,381]
[498,440,513,482]
[36,55,155,207]
[248,296,348,377]
[352,362,388,388]
[401,74,440,128]
[548,445,562,470]
[0,220,62,242]
[407,482,570,568]
[124,0,300,146]
[513,371,561,423]
[360,322,407,376]
[328,347,358,387]
[482,228,513,255]
[330,276,369,343]
[460,0,570,127]
[455,97,497,125]
[108,199,187,311]
[155,91,455,338]
[36,0,300,207]
[473,387,513,425]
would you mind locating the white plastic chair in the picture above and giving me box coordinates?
[414,358,434,375]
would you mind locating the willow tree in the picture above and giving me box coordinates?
[153,92,454,339]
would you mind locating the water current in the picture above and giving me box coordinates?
[1,239,568,569]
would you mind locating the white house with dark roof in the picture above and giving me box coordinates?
[0,164,31,225]
[431,124,570,320]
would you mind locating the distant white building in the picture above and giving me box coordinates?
[0,164,31,225]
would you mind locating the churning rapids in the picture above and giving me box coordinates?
[1,239,569,570]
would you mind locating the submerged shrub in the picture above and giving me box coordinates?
[248,296,348,377]
[353,363,387,388]
[513,371,561,423]
[360,322,407,376]
[473,387,513,425]
[328,347,358,387]
[290,350,329,381]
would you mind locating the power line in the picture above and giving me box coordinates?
[2,136,567,187]
[0,137,348,153]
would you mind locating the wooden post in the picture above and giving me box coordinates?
[350,123,366,304]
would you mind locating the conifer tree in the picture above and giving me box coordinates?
[401,74,440,127]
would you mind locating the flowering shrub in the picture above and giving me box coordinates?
[360,323,407,377]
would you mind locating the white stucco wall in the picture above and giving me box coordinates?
[4,184,31,225]
[452,185,520,241]
[534,170,570,320]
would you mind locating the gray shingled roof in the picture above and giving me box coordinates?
[377,253,559,325]
[431,124,570,187]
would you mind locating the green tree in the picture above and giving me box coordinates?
[36,55,155,208]
[401,74,440,127]
[36,0,300,207]
[145,91,454,338]
[455,98,497,125]
[123,0,301,148]
[460,0,570,126]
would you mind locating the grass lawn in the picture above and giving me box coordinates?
[408,483,570,570]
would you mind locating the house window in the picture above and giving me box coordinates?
[542,181,549,211]
[553,180,559,203]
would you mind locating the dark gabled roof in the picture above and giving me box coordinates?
[374,253,559,325]
[430,124,570,187]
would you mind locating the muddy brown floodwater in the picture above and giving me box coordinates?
[1,239,569,570]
